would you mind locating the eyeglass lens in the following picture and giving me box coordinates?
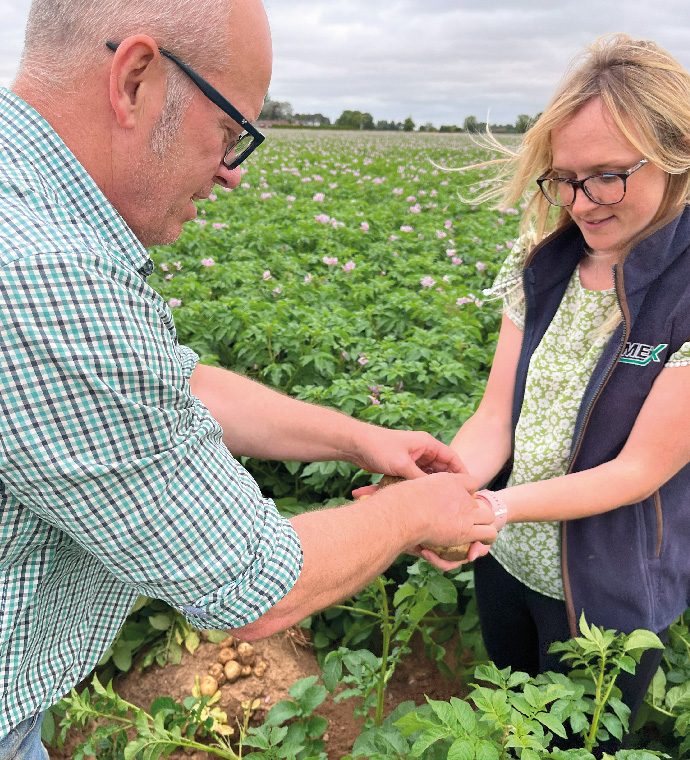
[541,175,626,206]
[224,133,255,168]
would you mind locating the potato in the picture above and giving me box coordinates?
[208,662,227,685]
[423,543,471,561]
[240,665,252,677]
[218,647,237,664]
[198,675,219,696]
[224,661,243,683]
[253,660,268,678]
[236,642,255,665]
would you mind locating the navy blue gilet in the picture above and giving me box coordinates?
[492,205,690,635]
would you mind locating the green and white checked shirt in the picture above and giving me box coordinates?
[0,88,303,737]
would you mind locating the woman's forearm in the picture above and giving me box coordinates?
[497,457,657,524]
[451,409,513,488]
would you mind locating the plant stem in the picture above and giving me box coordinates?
[331,604,384,621]
[585,654,607,751]
[374,576,391,726]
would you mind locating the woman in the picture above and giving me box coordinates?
[448,33,690,745]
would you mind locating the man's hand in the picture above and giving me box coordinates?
[354,477,495,570]
[345,427,468,480]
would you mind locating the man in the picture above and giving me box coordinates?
[0,0,497,753]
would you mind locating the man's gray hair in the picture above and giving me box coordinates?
[18,0,231,86]
[19,0,233,151]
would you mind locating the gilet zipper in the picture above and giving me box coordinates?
[561,263,630,636]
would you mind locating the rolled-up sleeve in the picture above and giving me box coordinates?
[0,252,303,629]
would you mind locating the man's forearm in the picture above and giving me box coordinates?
[231,473,497,641]
[190,363,362,461]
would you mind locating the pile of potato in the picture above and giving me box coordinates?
[197,636,269,697]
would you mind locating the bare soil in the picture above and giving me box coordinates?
[50,630,469,760]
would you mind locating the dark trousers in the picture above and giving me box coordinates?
[473,553,666,752]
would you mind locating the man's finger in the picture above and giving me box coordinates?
[419,547,465,571]
[352,485,379,499]
[466,525,498,545]
[467,541,492,562]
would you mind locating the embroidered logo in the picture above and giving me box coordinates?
[619,342,668,367]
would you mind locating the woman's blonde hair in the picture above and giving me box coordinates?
[475,33,690,249]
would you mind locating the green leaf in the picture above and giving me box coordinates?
[649,667,666,706]
[600,712,623,740]
[507,671,531,689]
[40,709,55,745]
[150,696,177,714]
[297,684,328,714]
[112,644,133,672]
[617,654,638,674]
[448,738,474,760]
[148,613,173,631]
[428,699,457,728]
[666,682,690,713]
[265,700,301,726]
[473,663,510,688]
[475,739,500,760]
[578,612,592,638]
[306,715,328,737]
[410,727,448,757]
[184,630,201,654]
[536,711,567,738]
[204,629,230,644]
[449,697,477,732]
[623,629,664,653]
[395,712,441,737]
[91,674,107,696]
[607,697,630,725]
[427,574,458,604]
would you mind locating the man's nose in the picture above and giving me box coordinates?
[214,163,242,190]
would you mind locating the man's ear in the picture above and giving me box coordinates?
[108,35,167,129]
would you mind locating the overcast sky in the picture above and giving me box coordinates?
[2,1,688,126]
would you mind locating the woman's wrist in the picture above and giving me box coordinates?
[475,489,509,530]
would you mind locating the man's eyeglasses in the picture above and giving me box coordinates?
[105,41,265,170]
[537,159,649,207]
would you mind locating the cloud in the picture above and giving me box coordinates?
[264,0,690,124]
[2,0,690,126]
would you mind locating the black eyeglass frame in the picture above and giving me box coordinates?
[105,40,265,170]
[536,158,649,207]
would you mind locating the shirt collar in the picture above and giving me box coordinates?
[0,87,153,277]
